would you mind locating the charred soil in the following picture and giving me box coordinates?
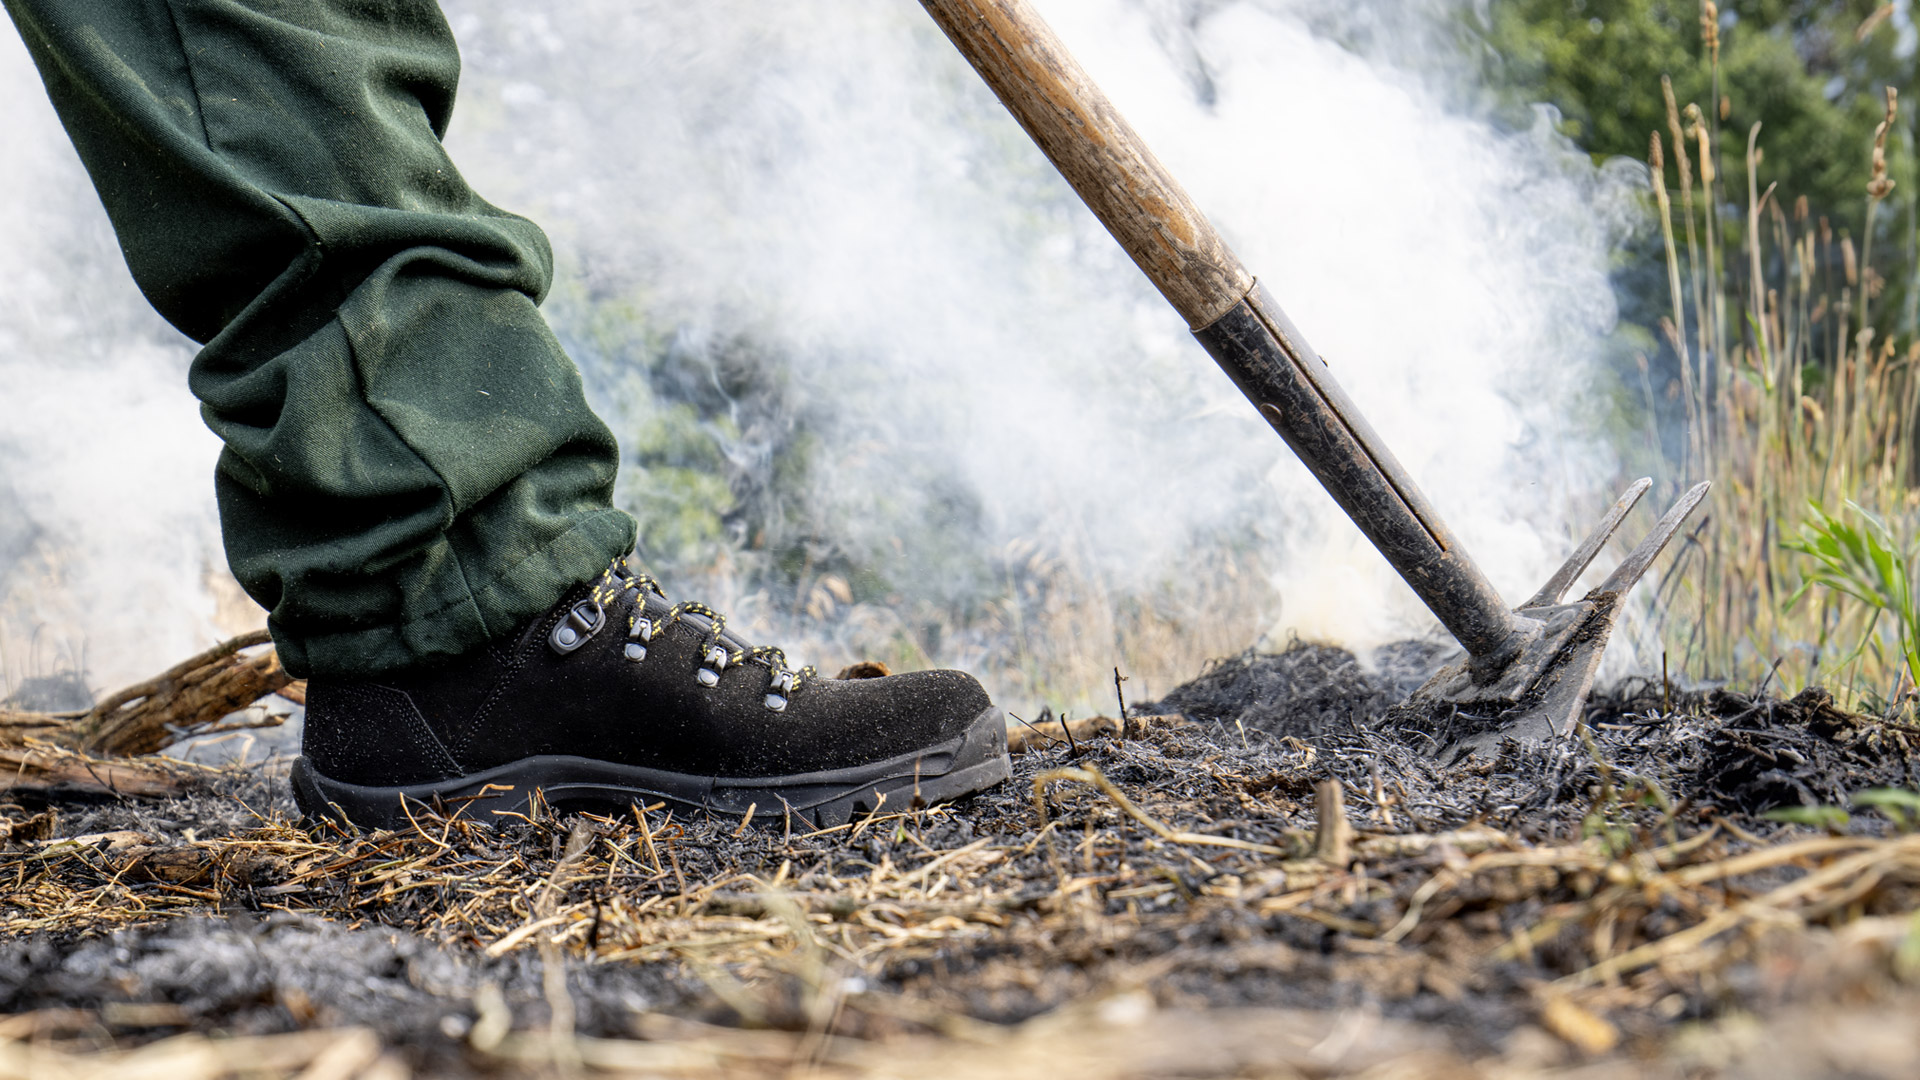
[5,642,1920,1078]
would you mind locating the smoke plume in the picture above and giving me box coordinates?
[0,1,1645,710]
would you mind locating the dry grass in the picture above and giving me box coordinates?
[1649,67,1920,706]
[7,697,1920,1078]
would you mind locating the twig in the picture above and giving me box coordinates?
[1030,764,1289,857]
[1315,780,1352,867]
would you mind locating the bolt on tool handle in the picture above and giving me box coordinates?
[919,0,1523,660]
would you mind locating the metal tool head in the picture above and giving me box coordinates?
[1414,479,1711,760]
[913,0,1713,756]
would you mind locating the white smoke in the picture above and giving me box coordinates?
[0,28,229,697]
[0,0,1645,707]
[439,0,1642,671]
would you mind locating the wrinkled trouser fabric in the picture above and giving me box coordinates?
[4,0,637,678]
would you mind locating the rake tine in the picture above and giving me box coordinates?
[1521,477,1653,609]
[1590,481,1713,600]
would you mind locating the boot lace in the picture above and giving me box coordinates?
[593,561,814,712]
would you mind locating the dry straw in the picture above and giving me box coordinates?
[1648,11,1919,706]
[8,717,1920,1076]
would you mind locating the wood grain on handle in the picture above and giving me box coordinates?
[921,0,1253,330]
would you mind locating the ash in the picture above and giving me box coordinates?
[0,915,689,1070]
[1144,639,1457,741]
[5,640,1918,1076]
[1149,640,1920,836]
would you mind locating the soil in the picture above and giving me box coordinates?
[5,642,1919,1078]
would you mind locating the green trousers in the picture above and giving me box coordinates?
[6,0,637,678]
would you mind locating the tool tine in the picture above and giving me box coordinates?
[1521,478,1653,609]
[1589,481,1711,600]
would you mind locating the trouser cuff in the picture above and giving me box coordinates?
[273,508,636,679]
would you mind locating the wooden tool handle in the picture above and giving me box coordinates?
[923,0,1526,661]
[920,0,1253,330]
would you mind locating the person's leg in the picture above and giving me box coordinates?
[4,0,634,678]
[8,0,1011,826]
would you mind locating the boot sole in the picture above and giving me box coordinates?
[291,706,1011,831]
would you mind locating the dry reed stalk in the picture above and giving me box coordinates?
[1652,59,1920,697]
[1651,132,1703,478]
[1669,88,1714,450]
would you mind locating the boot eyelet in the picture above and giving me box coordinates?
[771,670,796,694]
[764,693,788,712]
[696,667,721,687]
[630,617,654,643]
[625,643,647,661]
[548,600,605,655]
[704,646,729,670]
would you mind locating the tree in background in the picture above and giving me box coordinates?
[1476,0,1914,337]
[1476,1,1920,700]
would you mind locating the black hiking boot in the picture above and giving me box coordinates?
[291,560,1011,830]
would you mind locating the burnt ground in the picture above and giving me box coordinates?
[5,642,1920,1078]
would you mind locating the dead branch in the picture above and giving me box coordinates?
[1,741,206,800]
[1,629,293,757]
